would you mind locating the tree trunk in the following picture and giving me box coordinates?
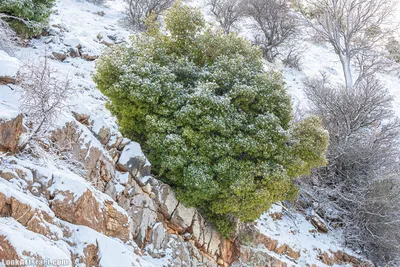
[339,52,353,90]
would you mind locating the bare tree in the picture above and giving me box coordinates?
[125,0,175,31]
[298,0,396,90]
[207,0,244,34]
[15,57,73,148]
[301,74,400,265]
[244,0,298,62]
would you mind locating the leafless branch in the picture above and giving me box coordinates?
[207,0,244,34]
[125,0,175,31]
[15,57,74,149]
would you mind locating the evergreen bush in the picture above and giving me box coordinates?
[0,0,55,37]
[94,2,328,236]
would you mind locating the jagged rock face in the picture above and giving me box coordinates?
[0,114,25,153]
[239,245,290,267]
[0,115,373,267]
[49,119,236,266]
[50,189,130,242]
[0,235,20,262]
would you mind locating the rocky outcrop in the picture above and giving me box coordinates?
[52,51,67,61]
[0,76,16,85]
[308,213,329,233]
[0,114,25,153]
[0,235,21,262]
[239,245,291,267]
[317,250,374,266]
[0,113,375,267]
[237,224,300,265]
[48,118,238,266]
[50,189,130,242]
[0,180,58,240]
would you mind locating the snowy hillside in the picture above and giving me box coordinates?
[0,0,395,266]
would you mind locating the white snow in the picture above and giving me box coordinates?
[0,84,19,120]
[119,141,147,166]
[64,223,155,267]
[0,50,21,78]
[0,218,71,265]
[0,0,398,265]
[256,203,358,266]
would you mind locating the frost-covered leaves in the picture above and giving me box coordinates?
[0,0,55,37]
[94,3,328,237]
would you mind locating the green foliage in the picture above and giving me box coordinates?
[288,116,329,177]
[0,0,55,37]
[94,2,328,236]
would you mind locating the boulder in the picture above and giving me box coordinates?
[308,214,329,233]
[0,114,25,153]
[69,47,80,58]
[169,202,196,234]
[81,53,99,61]
[116,141,148,177]
[152,183,179,219]
[52,51,67,61]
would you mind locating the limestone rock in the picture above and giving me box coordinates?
[72,112,90,125]
[116,141,148,177]
[97,126,111,145]
[69,47,80,58]
[129,190,158,247]
[238,245,290,267]
[0,76,16,85]
[52,51,67,61]
[0,191,54,239]
[308,214,329,233]
[152,183,179,219]
[0,235,21,262]
[50,189,130,242]
[0,114,24,153]
[169,202,196,234]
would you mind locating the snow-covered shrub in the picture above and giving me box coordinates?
[0,0,55,37]
[16,57,73,148]
[125,0,175,31]
[302,74,400,265]
[94,2,328,237]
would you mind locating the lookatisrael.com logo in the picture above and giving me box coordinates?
[0,258,71,266]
